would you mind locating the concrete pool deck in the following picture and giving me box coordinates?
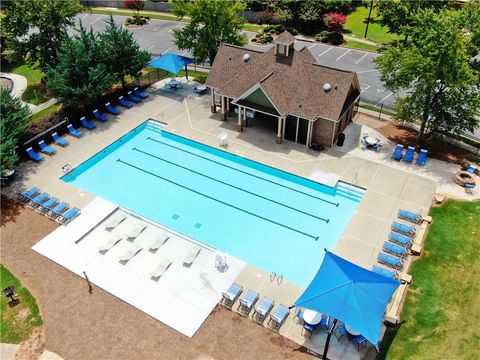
[5,77,473,358]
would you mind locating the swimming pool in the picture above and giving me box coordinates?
[63,120,363,288]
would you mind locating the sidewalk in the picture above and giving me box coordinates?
[0,343,63,360]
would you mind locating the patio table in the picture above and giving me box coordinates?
[166,79,182,91]
[303,309,322,325]
[345,324,361,336]
[365,137,378,146]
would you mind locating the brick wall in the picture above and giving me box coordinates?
[312,118,336,147]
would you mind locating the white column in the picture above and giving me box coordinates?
[282,116,286,140]
[295,116,300,143]
[237,106,243,132]
[220,96,226,120]
[306,120,313,147]
[210,89,216,113]
[276,117,283,144]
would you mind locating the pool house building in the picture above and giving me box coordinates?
[206,31,361,147]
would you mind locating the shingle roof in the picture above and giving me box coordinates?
[206,37,359,121]
[274,31,296,45]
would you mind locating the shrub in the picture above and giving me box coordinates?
[324,12,347,32]
[264,34,273,42]
[251,37,257,42]
[315,31,330,43]
[289,28,298,35]
[329,31,344,45]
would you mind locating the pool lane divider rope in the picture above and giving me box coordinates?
[133,147,330,223]
[146,136,340,207]
[116,158,321,241]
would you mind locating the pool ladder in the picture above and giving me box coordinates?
[270,272,283,286]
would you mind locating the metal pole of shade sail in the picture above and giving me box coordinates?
[364,0,374,39]
[322,318,338,360]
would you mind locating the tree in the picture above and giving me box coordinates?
[169,0,247,64]
[2,0,83,72]
[124,0,145,23]
[324,12,347,32]
[98,16,151,93]
[0,89,31,174]
[47,24,115,108]
[375,7,480,144]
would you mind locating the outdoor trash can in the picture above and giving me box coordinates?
[337,133,346,146]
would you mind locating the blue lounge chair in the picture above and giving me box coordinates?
[303,322,315,337]
[105,102,121,115]
[26,147,44,162]
[398,209,423,224]
[48,201,69,218]
[252,297,274,323]
[80,116,96,129]
[372,265,396,279]
[67,124,83,138]
[52,132,69,147]
[118,96,133,108]
[127,91,142,103]
[388,231,413,246]
[268,304,290,330]
[30,192,49,207]
[334,323,348,341]
[378,252,403,269]
[133,87,148,99]
[383,241,407,256]
[40,197,59,213]
[402,146,415,163]
[93,109,108,122]
[237,290,259,316]
[466,164,477,174]
[38,140,56,155]
[354,335,368,351]
[221,283,243,308]
[416,149,428,166]
[391,144,404,160]
[18,187,40,203]
[58,207,80,224]
[391,221,416,236]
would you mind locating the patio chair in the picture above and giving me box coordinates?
[47,201,69,218]
[183,246,201,266]
[67,124,83,138]
[334,323,348,341]
[26,147,44,162]
[295,307,305,323]
[465,183,475,194]
[268,304,290,330]
[127,91,142,103]
[237,289,259,316]
[354,335,368,351]
[378,252,403,269]
[221,283,243,308]
[39,197,59,213]
[58,207,81,225]
[383,241,407,257]
[52,132,69,147]
[218,132,228,148]
[388,231,413,247]
[80,116,96,129]
[391,144,404,160]
[118,96,133,108]
[18,187,40,203]
[319,314,330,329]
[122,223,147,239]
[98,234,123,253]
[466,164,477,174]
[38,140,56,155]
[416,149,428,166]
[30,192,49,207]
[105,102,121,115]
[372,265,397,279]
[302,322,316,338]
[398,209,423,224]
[103,213,127,229]
[402,146,415,163]
[150,259,172,279]
[118,245,143,263]
[252,297,274,323]
[215,252,228,272]
[93,109,108,122]
[133,87,148,99]
[391,221,416,237]
[148,233,170,251]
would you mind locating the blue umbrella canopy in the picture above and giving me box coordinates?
[147,53,193,74]
[295,251,399,346]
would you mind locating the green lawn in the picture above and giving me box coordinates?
[344,6,399,44]
[344,40,379,52]
[31,102,61,122]
[380,200,480,360]
[1,62,50,105]
[0,264,43,343]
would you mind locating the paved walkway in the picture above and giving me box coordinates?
[0,343,63,360]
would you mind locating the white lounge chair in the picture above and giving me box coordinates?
[122,224,147,239]
[103,213,126,229]
[215,252,228,272]
[98,234,123,253]
[183,246,201,266]
[150,259,172,279]
[118,245,143,263]
[218,132,228,148]
[148,233,170,251]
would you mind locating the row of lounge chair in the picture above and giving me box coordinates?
[391,144,428,166]
[18,187,80,225]
[221,284,290,330]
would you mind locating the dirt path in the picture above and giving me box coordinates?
[1,198,313,360]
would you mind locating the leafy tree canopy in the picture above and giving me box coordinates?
[0,89,31,174]
[375,5,480,143]
[2,0,83,72]
[169,0,248,64]
[266,0,352,23]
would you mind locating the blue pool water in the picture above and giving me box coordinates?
[63,121,363,288]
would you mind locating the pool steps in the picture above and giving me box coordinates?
[335,182,365,202]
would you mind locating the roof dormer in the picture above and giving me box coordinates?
[274,31,295,57]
